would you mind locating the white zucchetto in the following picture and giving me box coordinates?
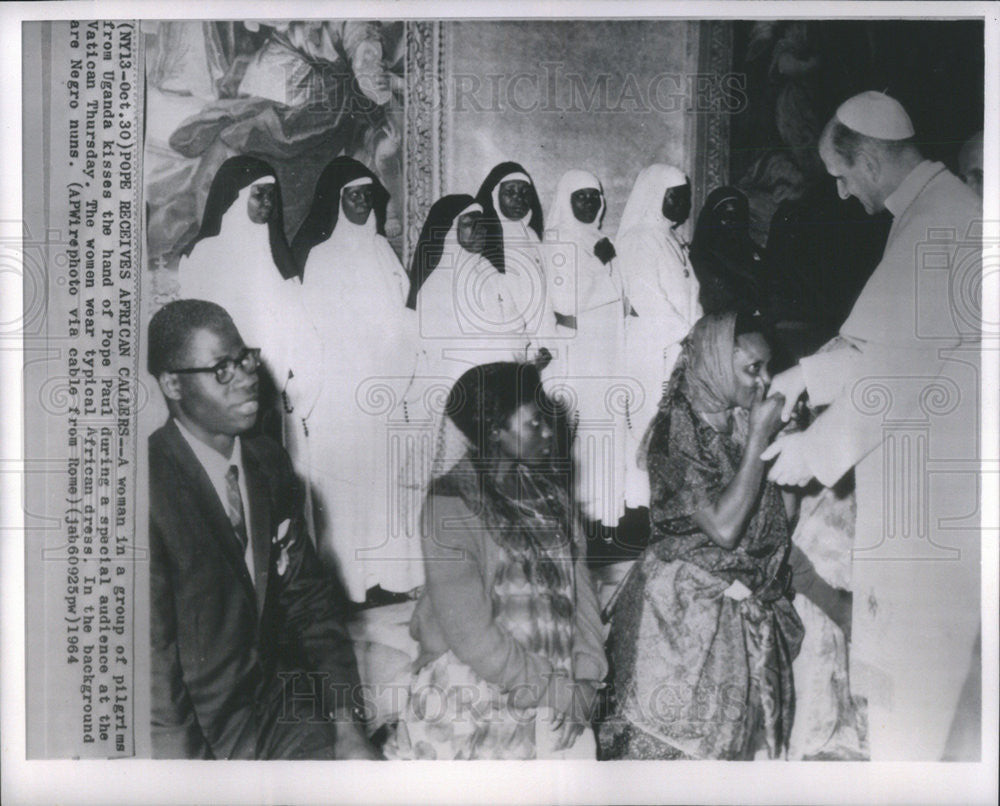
[835,91,915,140]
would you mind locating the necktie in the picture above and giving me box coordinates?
[225,464,249,553]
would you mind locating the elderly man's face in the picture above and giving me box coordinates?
[247,182,276,224]
[342,183,375,225]
[819,137,882,215]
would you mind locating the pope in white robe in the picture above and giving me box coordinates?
[764,92,983,760]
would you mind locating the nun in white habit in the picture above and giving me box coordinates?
[290,156,419,602]
[406,194,516,366]
[545,169,629,527]
[405,193,541,454]
[616,164,702,506]
[476,162,559,363]
[178,156,300,389]
[401,193,540,533]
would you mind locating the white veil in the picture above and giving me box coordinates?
[546,168,606,251]
[399,205,501,537]
[616,163,688,241]
[405,207,479,435]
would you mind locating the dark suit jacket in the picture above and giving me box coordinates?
[149,420,360,759]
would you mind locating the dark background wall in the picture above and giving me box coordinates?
[729,19,984,241]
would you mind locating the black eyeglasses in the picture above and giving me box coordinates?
[169,347,261,384]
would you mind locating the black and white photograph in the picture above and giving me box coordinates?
[3,1,997,804]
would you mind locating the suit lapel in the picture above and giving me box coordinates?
[162,421,257,611]
[242,441,271,620]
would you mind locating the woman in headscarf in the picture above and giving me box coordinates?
[616,164,702,508]
[177,156,300,419]
[287,155,419,602]
[544,169,629,527]
[476,162,558,362]
[384,361,607,760]
[690,186,767,316]
[599,311,803,760]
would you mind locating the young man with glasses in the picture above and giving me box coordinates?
[146,299,377,760]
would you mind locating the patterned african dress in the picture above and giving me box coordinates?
[384,460,606,760]
[599,383,803,760]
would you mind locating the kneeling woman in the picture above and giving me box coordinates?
[600,311,803,760]
[385,362,607,759]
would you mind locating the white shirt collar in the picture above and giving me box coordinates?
[174,417,243,482]
[884,160,943,220]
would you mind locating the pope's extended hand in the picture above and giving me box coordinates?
[760,431,815,487]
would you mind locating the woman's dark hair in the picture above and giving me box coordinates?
[734,308,775,342]
[445,362,544,455]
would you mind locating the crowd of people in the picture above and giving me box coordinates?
[148,91,983,761]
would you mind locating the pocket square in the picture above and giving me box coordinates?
[723,579,752,601]
[275,518,291,543]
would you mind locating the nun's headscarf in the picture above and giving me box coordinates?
[689,186,763,313]
[476,161,544,236]
[547,169,606,244]
[178,162,298,352]
[291,155,390,271]
[691,187,751,241]
[617,164,688,240]
[406,194,481,310]
[183,155,297,280]
[475,162,543,274]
